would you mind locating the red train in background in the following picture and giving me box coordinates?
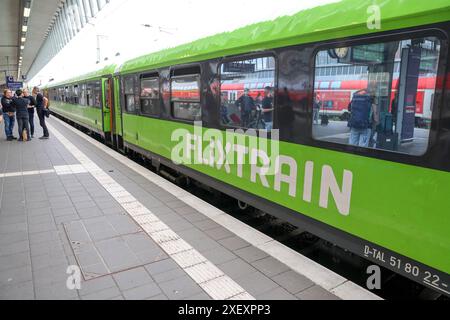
[171,75,438,124]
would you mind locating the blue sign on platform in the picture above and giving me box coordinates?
[7,82,23,91]
[5,76,23,91]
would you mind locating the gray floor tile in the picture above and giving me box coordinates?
[122,282,162,300]
[256,286,298,300]
[251,256,290,278]
[204,227,234,241]
[152,268,186,283]
[296,285,340,300]
[0,280,34,300]
[113,267,154,291]
[0,252,31,272]
[202,246,236,265]
[82,286,122,300]
[234,246,269,263]
[272,270,315,295]
[235,272,279,296]
[218,259,258,279]
[159,275,203,300]
[145,258,179,276]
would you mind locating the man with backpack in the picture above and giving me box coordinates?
[348,90,378,147]
[32,86,50,139]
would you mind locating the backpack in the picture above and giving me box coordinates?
[44,96,50,108]
[349,94,372,129]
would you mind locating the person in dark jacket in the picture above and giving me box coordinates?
[235,88,255,127]
[1,89,17,141]
[23,89,36,138]
[12,89,31,141]
[261,86,274,130]
[32,86,49,139]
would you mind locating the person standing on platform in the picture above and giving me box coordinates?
[33,86,49,139]
[235,88,256,128]
[261,86,274,130]
[1,89,17,141]
[12,89,31,142]
[23,88,36,139]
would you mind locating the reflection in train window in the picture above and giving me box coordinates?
[124,76,136,113]
[312,37,441,156]
[220,56,276,130]
[171,75,201,121]
[140,77,160,116]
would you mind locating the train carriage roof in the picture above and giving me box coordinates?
[48,0,450,87]
[118,0,450,75]
[46,64,117,88]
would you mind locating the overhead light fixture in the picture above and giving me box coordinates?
[24,7,31,17]
[21,45,24,50]
[21,37,26,42]
[22,25,27,32]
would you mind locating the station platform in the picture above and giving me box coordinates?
[0,116,381,300]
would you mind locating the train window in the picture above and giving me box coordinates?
[312,36,441,156]
[73,85,79,104]
[140,77,160,116]
[79,83,87,106]
[124,76,136,113]
[59,87,64,102]
[220,56,275,130]
[64,86,69,103]
[170,74,201,121]
[92,81,102,108]
[86,83,92,106]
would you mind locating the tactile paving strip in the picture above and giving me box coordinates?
[49,123,255,300]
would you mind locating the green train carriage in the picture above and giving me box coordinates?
[47,0,450,296]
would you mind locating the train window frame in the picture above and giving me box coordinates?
[217,52,278,132]
[169,66,202,123]
[309,28,447,159]
[64,86,70,103]
[86,82,93,107]
[73,84,80,105]
[92,80,102,109]
[79,83,87,106]
[139,72,161,118]
[122,75,138,114]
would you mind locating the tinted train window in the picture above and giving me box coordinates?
[124,76,136,113]
[312,36,441,156]
[64,86,70,103]
[93,81,102,108]
[171,75,201,121]
[79,83,87,106]
[86,83,92,106]
[140,77,160,116]
[220,56,275,130]
[73,85,79,104]
[59,87,64,102]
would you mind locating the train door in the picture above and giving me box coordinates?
[102,77,114,146]
[113,76,124,151]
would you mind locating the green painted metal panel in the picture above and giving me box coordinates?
[51,101,103,132]
[122,115,450,275]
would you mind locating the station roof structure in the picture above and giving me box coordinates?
[0,0,111,85]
